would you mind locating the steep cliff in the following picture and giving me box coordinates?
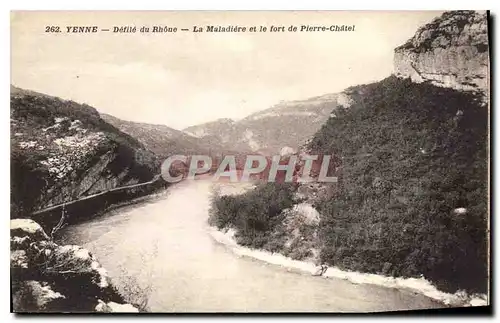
[10,86,160,217]
[394,11,489,94]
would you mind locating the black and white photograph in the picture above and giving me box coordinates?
[9,10,490,313]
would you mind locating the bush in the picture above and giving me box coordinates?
[209,183,295,249]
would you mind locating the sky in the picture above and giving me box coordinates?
[11,11,443,130]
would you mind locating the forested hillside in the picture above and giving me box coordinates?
[312,76,487,293]
[210,76,488,294]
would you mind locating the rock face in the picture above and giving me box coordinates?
[11,219,138,313]
[10,86,160,217]
[394,11,489,94]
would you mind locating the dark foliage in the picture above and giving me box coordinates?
[209,183,295,249]
[309,76,488,293]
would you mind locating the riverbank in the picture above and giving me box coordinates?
[29,175,166,234]
[11,218,140,313]
[54,179,457,312]
[207,226,487,308]
[11,178,177,312]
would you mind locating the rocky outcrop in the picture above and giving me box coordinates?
[11,219,138,313]
[95,300,139,313]
[394,11,489,95]
[10,86,161,218]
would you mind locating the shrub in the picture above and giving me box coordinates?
[209,183,295,249]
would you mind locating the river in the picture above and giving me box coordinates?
[60,180,444,312]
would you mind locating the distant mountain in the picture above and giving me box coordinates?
[100,114,246,159]
[101,114,208,158]
[183,93,351,155]
[10,86,160,215]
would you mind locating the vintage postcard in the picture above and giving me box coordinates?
[10,10,490,313]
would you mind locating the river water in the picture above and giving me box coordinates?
[60,180,444,312]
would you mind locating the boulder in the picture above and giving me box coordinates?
[95,299,139,313]
[12,280,65,311]
[11,218,50,242]
[46,245,110,289]
[10,218,134,312]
